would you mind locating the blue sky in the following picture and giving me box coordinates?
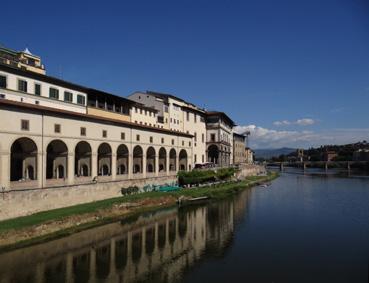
[1,0,369,148]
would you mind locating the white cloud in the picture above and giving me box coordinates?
[273,120,290,126]
[234,125,369,149]
[273,118,316,126]
[295,118,315,126]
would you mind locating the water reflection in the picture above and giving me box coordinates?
[0,189,251,283]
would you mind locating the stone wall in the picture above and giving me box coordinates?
[236,164,266,179]
[0,176,176,221]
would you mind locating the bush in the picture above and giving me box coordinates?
[121,186,139,195]
[178,168,236,186]
[217,168,236,180]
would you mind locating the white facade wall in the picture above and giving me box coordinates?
[0,105,192,191]
[0,70,87,113]
[131,106,158,127]
[166,98,207,168]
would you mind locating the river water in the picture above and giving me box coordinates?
[0,170,368,283]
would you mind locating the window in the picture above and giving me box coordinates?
[135,107,137,113]
[0,75,6,88]
[202,155,205,163]
[140,109,142,114]
[80,127,86,136]
[34,83,41,96]
[77,95,85,105]
[150,136,153,143]
[54,124,61,133]
[121,132,125,140]
[136,134,140,141]
[211,134,216,142]
[164,105,169,112]
[194,114,197,123]
[172,139,175,145]
[194,154,197,163]
[63,91,73,102]
[202,133,205,143]
[182,140,184,146]
[21,120,29,131]
[49,88,59,99]
[189,141,191,147]
[186,111,189,121]
[161,138,164,144]
[102,130,107,138]
[18,79,27,92]
[194,132,197,142]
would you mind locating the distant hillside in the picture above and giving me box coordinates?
[254,148,296,159]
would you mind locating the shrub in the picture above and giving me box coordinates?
[121,186,139,195]
[178,167,237,186]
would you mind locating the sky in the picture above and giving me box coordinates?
[1,0,369,149]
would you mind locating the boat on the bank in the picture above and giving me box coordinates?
[177,196,210,206]
[259,182,272,188]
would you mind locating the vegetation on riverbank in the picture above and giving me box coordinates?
[177,167,236,186]
[0,172,278,250]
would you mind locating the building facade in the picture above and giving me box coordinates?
[0,46,244,194]
[128,91,207,169]
[0,53,194,191]
[206,112,235,167]
[245,147,254,164]
[233,133,247,164]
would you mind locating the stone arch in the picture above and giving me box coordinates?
[46,140,68,179]
[10,137,38,181]
[133,145,143,174]
[117,144,129,175]
[208,144,219,165]
[159,147,167,172]
[169,148,176,171]
[75,141,92,177]
[98,143,112,176]
[179,149,188,171]
[146,146,156,173]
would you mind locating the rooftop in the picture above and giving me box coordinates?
[206,111,236,127]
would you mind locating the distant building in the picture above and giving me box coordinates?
[245,147,254,164]
[233,133,246,164]
[322,151,337,162]
[297,149,304,162]
[0,45,45,75]
[353,149,369,161]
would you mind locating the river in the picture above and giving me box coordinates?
[0,170,368,283]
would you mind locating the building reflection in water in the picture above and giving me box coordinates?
[0,189,251,283]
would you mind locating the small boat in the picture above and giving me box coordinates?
[177,196,210,206]
[259,182,271,188]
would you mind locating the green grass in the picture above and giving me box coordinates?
[0,172,278,234]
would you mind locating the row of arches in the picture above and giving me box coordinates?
[10,138,188,182]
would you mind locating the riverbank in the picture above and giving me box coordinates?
[0,172,278,251]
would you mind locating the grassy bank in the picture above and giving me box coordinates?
[0,172,278,250]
